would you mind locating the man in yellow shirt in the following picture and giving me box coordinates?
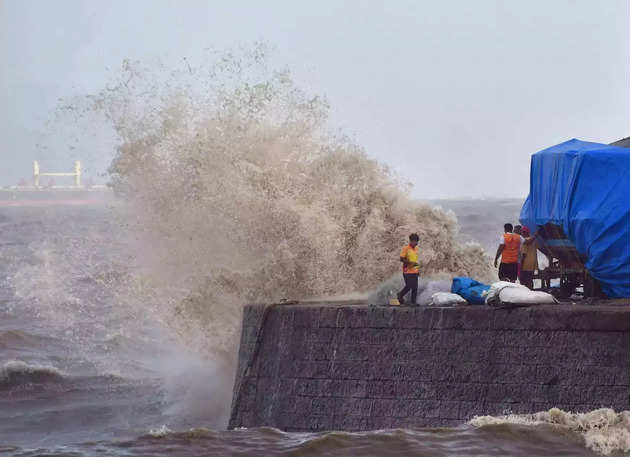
[397,233,420,305]
[519,226,538,289]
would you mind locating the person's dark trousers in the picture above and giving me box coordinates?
[519,270,534,289]
[498,262,518,282]
[398,273,419,304]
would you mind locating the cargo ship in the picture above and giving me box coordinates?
[0,160,113,207]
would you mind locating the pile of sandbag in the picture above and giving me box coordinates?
[485,281,557,306]
[429,278,558,307]
[370,274,557,307]
[426,276,491,306]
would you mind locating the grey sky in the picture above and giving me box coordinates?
[1,0,629,197]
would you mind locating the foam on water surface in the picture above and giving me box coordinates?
[470,407,630,455]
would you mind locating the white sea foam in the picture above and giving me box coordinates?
[0,360,63,376]
[470,407,630,455]
[148,425,173,437]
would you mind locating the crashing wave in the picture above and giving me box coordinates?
[38,45,494,426]
[0,360,65,388]
[82,45,490,353]
[470,407,630,455]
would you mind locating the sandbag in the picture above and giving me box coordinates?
[451,277,490,305]
[430,292,468,306]
[417,279,452,306]
[486,281,557,305]
[499,288,557,304]
[485,281,520,305]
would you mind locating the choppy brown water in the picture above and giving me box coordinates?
[1,204,627,456]
[6,425,602,456]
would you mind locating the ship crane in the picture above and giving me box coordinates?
[33,160,81,188]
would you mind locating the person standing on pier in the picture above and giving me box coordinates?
[519,226,538,289]
[397,233,420,305]
[494,223,521,282]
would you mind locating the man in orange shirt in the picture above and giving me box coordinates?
[397,233,420,305]
[494,223,522,282]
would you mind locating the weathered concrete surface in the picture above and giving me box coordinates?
[229,303,630,432]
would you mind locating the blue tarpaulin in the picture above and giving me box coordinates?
[520,139,630,298]
[451,277,490,304]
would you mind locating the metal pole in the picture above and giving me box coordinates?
[33,160,40,187]
[75,160,81,187]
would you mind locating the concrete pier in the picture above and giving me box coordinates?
[229,303,630,431]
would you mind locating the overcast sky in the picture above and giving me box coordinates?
[1,0,629,198]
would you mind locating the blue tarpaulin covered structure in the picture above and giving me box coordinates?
[520,139,630,298]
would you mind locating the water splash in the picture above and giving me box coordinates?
[148,425,174,437]
[90,45,490,348]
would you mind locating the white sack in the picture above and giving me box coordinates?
[417,280,452,306]
[498,287,557,304]
[430,292,468,306]
[486,281,557,305]
[485,281,522,305]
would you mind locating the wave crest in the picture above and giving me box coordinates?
[0,360,65,388]
[470,407,630,455]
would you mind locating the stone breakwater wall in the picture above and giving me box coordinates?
[229,303,630,432]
